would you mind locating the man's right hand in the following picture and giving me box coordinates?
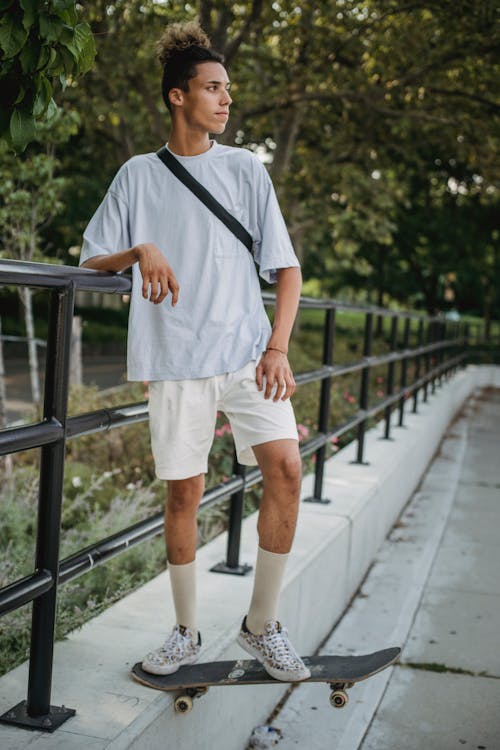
[134,243,179,306]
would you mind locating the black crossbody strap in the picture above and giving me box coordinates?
[156,146,254,254]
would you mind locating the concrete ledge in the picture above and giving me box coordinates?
[0,365,499,750]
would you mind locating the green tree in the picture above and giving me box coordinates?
[0,108,79,404]
[0,0,95,151]
[12,0,499,322]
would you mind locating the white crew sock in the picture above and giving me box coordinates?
[245,546,289,635]
[168,559,197,634]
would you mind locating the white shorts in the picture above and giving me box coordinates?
[148,360,299,480]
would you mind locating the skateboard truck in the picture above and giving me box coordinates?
[173,681,356,714]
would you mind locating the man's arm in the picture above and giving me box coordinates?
[256,266,302,401]
[81,242,179,306]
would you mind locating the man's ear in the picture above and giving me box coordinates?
[169,88,184,108]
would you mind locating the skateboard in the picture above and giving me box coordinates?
[131,646,401,714]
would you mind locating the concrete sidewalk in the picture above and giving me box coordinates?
[267,387,500,750]
[1,369,498,750]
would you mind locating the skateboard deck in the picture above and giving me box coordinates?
[131,647,401,713]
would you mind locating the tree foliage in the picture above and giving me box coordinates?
[0,1,95,151]
[1,1,499,318]
[0,107,78,259]
[0,108,79,403]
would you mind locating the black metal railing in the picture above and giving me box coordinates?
[0,258,497,732]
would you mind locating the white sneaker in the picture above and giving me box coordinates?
[142,624,201,676]
[237,617,311,682]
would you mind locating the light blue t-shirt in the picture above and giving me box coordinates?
[80,141,300,381]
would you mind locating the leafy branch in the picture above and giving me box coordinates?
[0,0,96,151]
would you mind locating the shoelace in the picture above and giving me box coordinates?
[266,628,301,666]
[161,628,190,654]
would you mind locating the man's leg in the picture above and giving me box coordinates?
[166,475,205,564]
[246,438,301,634]
[237,438,310,681]
[142,475,204,675]
[142,375,217,675]
[253,439,301,553]
[164,475,205,632]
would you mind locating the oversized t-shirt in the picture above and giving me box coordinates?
[80,141,300,381]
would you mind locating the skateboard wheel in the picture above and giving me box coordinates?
[174,695,193,714]
[330,690,349,708]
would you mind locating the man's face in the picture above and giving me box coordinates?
[170,61,232,135]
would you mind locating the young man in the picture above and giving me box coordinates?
[80,21,310,682]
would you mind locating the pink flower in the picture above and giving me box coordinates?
[215,423,232,437]
[376,389,384,398]
[330,436,339,453]
[344,390,357,403]
[297,423,310,441]
[376,376,384,384]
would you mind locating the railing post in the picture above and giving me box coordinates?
[1,285,76,731]
[444,321,452,380]
[435,321,442,385]
[422,320,431,403]
[398,318,411,427]
[448,321,455,379]
[448,321,454,374]
[383,316,398,439]
[459,322,464,372]
[354,311,373,464]
[430,320,437,394]
[438,320,445,385]
[412,319,424,413]
[210,452,252,575]
[305,306,336,503]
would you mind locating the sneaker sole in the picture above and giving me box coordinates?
[237,634,311,682]
[141,652,200,676]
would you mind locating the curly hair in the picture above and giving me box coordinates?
[157,21,224,111]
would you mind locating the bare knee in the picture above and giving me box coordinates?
[167,475,204,514]
[281,453,302,486]
[265,451,302,489]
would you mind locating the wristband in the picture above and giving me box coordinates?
[265,347,287,356]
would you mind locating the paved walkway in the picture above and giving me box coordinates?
[264,388,500,750]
